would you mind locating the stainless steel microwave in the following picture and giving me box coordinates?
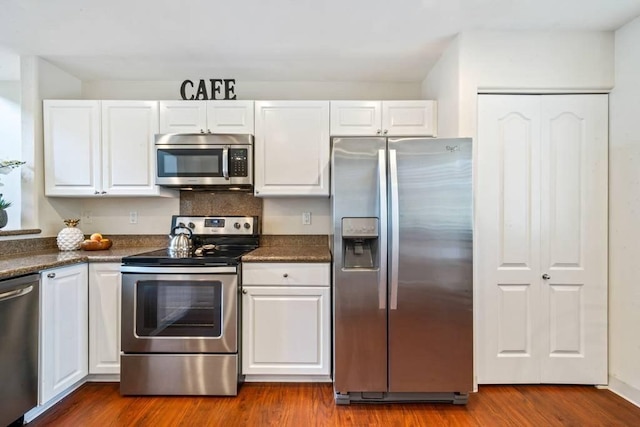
[155,133,253,190]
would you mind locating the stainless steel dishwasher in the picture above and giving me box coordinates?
[0,274,39,426]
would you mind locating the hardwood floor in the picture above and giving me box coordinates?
[29,383,640,426]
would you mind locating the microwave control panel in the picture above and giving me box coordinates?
[229,149,248,177]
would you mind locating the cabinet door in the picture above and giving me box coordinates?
[206,100,254,134]
[382,100,437,136]
[242,286,330,376]
[159,100,207,133]
[254,101,330,196]
[43,100,101,196]
[101,101,161,196]
[88,263,121,375]
[330,101,382,136]
[40,264,88,404]
[476,94,608,385]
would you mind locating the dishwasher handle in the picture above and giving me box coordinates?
[0,285,34,303]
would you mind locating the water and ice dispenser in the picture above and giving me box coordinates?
[341,218,379,269]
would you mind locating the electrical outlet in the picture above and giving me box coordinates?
[129,211,138,224]
[81,210,93,224]
[302,212,311,225]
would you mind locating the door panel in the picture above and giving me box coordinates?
[477,95,542,383]
[539,95,608,384]
[388,137,473,393]
[332,137,387,392]
[497,284,533,355]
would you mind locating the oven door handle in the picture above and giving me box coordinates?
[120,266,237,274]
[222,146,230,180]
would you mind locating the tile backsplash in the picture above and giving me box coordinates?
[180,191,262,217]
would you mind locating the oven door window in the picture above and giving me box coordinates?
[157,148,223,177]
[136,280,222,338]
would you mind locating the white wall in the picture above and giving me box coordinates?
[421,35,460,138]
[82,80,422,101]
[609,16,640,406]
[0,81,22,230]
[457,31,614,137]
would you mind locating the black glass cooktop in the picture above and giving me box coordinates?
[122,245,257,266]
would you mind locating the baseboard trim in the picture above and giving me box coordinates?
[608,375,640,408]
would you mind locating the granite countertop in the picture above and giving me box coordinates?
[0,247,162,281]
[242,245,332,263]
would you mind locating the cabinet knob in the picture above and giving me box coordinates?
[47,273,56,279]
[200,129,205,134]
[242,289,247,294]
[101,191,107,195]
[376,129,382,135]
[542,273,551,280]
[94,191,99,195]
[207,129,212,134]
[283,273,289,278]
[383,129,388,135]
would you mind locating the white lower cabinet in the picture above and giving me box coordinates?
[241,263,331,380]
[88,263,121,375]
[40,264,88,404]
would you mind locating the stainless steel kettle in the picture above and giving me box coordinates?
[168,225,193,257]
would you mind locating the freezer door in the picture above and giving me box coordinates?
[387,137,473,393]
[332,137,388,393]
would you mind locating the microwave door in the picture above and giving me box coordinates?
[155,144,253,189]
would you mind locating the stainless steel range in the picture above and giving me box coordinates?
[120,215,259,396]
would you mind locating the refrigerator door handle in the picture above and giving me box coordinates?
[389,149,400,310]
[378,149,388,309]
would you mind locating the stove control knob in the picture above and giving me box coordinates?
[244,222,251,229]
[234,222,241,229]
[188,222,195,229]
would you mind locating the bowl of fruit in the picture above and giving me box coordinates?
[80,233,113,251]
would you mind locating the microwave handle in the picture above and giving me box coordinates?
[222,146,229,180]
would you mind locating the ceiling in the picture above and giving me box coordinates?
[0,0,639,82]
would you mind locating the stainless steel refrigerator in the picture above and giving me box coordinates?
[332,137,473,404]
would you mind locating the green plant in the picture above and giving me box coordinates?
[0,194,11,210]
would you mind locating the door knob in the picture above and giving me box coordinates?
[542,274,551,280]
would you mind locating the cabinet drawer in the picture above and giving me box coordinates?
[242,263,329,286]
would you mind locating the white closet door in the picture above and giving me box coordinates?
[538,95,608,384]
[477,94,608,385]
[477,95,543,383]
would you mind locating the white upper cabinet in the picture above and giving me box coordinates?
[101,101,164,196]
[330,100,437,136]
[254,101,330,197]
[44,100,102,196]
[44,100,174,197]
[159,100,254,134]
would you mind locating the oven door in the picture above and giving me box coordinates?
[121,267,237,353]
[155,144,252,187]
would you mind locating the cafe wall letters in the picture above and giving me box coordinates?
[180,79,237,100]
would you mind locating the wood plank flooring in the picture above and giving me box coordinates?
[28,383,640,426]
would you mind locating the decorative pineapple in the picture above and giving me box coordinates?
[57,218,84,251]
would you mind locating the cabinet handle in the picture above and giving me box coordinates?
[542,274,551,280]
[283,273,288,278]
[101,191,107,195]
[200,129,205,134]
[94,191,99,195]
[242,289,247,294]
[47,273,56,279]
[207,129,212,134]
[376,129,382,135]
[383,129,388,135]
